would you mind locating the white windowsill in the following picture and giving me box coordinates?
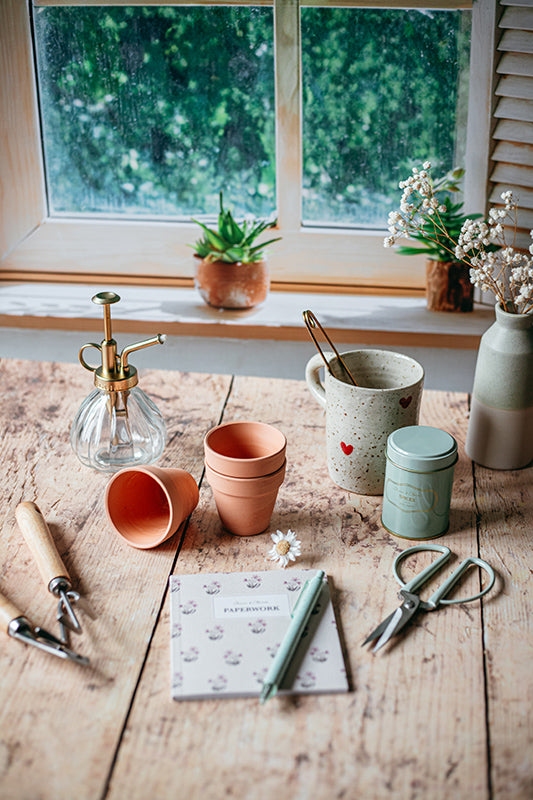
[0,282,494,346]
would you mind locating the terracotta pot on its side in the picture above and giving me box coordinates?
[194,256,269,309]
[105,465,199,548]
[426,259,474,312]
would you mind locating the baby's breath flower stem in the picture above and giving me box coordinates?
[386,164,533,314]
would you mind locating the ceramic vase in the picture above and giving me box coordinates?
[465,304,533,469]
[194,256,269,309]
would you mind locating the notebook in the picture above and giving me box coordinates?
[170,569,348,700]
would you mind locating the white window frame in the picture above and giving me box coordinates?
[1,0,492,295]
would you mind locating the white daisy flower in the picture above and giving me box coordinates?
[267,529,301,568]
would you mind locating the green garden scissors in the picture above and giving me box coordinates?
[363,544,496,653]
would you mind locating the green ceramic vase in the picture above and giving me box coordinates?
[465,304,533,469]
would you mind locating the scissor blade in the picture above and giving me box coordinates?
[372,607,404,652]
[372,592,421,653]
[362,608,399,646]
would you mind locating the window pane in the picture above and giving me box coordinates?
[302,8,471,227]
[33,6,275,218]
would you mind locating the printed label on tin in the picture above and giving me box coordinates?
[384,479,437,513]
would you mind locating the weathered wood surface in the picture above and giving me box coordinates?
[0,359,231,800]
[474,463,533,800]
[0,359,530,800]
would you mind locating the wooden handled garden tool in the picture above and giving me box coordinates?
[15,502,88,643]
[0,589,89,665]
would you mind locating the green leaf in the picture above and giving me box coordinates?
[249,236,282,254]
[395,245,438,256]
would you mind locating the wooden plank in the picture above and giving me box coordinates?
[34,0,474,8]
[1,219,427,292]
[0,314,487,350]
[474,463,533,800]
[499,6,533,32]
[274,0,302,231]
[492,140,533,168]
[495,74,533,100]
[490,182,533,206]
[493,118,533,146]
[0,360,231,800]
[497,52,533,77]
[106,382,489,800]
[498,28,533,54]
[0,0,46,260]
[463,0,496,215]
[491,160,533,186]
[494,97,533,123]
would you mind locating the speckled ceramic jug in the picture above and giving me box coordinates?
[466,304,533,469]
[305,349,424,495]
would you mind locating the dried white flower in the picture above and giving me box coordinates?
[267,530,301,568]
[385,160,533,313]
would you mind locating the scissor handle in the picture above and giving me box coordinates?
[394,544,451,594]
[394,545,495,608]
[427,557,495,607]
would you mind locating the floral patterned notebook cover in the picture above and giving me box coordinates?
[170,569,348,700]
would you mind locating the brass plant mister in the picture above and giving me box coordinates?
[70,292,167,471]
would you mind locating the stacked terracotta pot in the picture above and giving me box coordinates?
[204,421,287,536]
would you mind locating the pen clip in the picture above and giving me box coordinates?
[292,571,325,616]
[291,579,310,617]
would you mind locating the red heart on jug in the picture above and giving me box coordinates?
[341,441,353,455]
[400,396,412,408]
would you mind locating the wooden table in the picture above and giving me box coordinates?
[0,358,530,800]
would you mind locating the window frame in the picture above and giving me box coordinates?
[1,0,488,295]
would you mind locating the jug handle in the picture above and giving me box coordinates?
[305,352,333,408]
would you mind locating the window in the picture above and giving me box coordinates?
[34,3,469,230]
[34,5,276,219]
[2,0,519,295]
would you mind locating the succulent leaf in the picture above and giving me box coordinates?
[190,192,281,264]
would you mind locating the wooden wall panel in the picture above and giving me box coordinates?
[0,0,46,260]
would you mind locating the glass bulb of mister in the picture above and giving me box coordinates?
[70,386,166,472]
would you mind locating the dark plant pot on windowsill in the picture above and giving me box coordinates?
[194,256,270,310]
[425,258,474,312]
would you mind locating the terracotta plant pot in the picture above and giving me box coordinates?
[105,465,199,549]
[194,256,269,309]
[204,420,286,478]
[205,461,286,536]
[425,259,474,312]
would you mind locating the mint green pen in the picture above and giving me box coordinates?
[260,569,325,704]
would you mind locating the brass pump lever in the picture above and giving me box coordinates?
[78,292,166,385]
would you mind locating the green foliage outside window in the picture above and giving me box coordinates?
[302,8,471,226]
[33,6,470,226]
[35,6,275,217]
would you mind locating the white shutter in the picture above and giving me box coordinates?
[491,0,533,248]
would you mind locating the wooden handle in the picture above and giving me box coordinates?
[0,592,24,632]
[15,502,70,588]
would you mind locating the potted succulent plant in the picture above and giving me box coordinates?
[385,165,483,312]
[190,193,281,309]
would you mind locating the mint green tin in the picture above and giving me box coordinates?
[381,426,458,540]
